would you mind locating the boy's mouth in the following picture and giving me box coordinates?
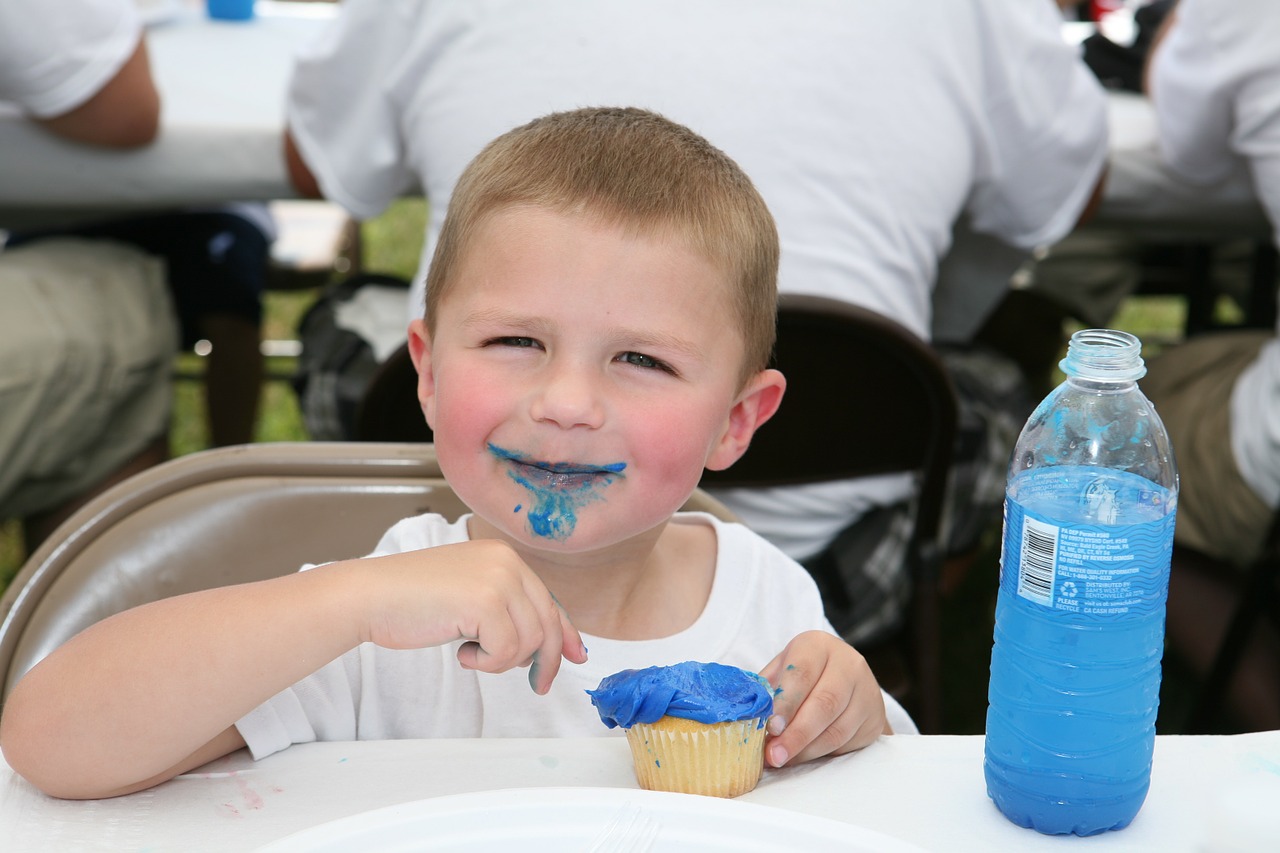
[487,443,625,541]
[487,443,626,491]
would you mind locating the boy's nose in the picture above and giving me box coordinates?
[529,362,605,429]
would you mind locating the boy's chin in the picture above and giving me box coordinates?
[486,510,668,555]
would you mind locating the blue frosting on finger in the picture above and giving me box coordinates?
[587,661,773,729]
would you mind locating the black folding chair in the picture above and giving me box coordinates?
[1185,509,1280,732]
[699,294,958,733]
[354,294,960,731]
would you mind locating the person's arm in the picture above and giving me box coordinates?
[0,540,585,799]
[1142,9,1180,96]
[1143,3,1242,186]
[284,128,323,198]
[756,631,891,769]
[1075,164,1110,229]
[35,35,160,148]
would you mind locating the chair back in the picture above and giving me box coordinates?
[0,442,734,705]
[350,295,959,729]
[1184,508,1280,732]
[700,294,959,732]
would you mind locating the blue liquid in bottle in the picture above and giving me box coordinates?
[984,330,1178,836]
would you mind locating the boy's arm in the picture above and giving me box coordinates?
[757,631,891,768]
[0,540,584,799]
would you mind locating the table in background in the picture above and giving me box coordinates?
[3,732,1278,851]
[936,23,1274,343]
[0,4,1271,334]
[1064,25,1276,337]
[0,0,336,230]
[0,5,1265,237]
[937,89,1274,343]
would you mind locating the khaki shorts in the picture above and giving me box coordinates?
[1140,330,1274,569]
[0,238,178,518]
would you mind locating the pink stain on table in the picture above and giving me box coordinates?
[211,769,277,818]
[236,775,265,810]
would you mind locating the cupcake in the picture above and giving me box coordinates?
[587,661,774,798]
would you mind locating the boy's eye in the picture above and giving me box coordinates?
[487,336,542,350]
[617,351,676,374]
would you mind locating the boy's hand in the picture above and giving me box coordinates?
[352,540,587,694]
[758,630,889,768]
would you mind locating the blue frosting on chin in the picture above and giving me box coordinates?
[587,661,773,729]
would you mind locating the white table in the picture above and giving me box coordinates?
[1,3,1271,341]
[1092,92,1270,242]
[1058,12,1268,241]
[3,732,1277,851]
[0,3,1266,238]
[0,1,335,229]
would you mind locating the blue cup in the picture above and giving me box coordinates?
[207,0,255,21]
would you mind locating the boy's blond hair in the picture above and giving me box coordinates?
[424,106,779,384]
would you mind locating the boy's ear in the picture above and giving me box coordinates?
[705,368,786,472]
[406,318,438,429]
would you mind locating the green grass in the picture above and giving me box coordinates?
[0,521,21,595]
[359,198,428,278]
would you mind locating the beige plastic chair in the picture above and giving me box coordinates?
[0,442,734,706]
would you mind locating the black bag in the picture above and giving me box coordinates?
[292,272,412,440]
[1081,0,1178,93]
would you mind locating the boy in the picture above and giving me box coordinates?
[0,107,909,800]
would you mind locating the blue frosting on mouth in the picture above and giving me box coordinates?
[587,662,774,729]
[488,443,625,540]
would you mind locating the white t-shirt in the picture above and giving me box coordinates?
[236,512,917,760]
[0,0,141,117]
[1149,0,1280,508]
[287,0,1107,558]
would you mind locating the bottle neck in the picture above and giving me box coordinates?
[1058,329,1146,383]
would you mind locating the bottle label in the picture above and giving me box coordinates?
[1002,469,1175,618]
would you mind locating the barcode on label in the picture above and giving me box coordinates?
[1018,517,1058,606]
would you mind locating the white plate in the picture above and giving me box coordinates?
[255,786,928,852]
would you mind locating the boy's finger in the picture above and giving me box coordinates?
[766,673,853,767]
[768,693,858,767]
[456,639,482,671]
[765,657,812,730]
[545,589,587,665]
[526,587,576,694]
[560,608,588,664]
[457,608,524,673]
[527,596,588,694]
[757,650,786,687]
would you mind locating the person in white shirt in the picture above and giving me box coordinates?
[0,0,177,547]
[4,0,280,457]
[1144,0,1280,731]
[282,0,1109,647]
[1,108,913,801]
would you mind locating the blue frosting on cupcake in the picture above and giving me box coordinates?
[587,661,774,729]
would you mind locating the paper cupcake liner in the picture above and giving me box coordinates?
[624,716,766,798]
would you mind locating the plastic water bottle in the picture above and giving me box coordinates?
[984,329,1178,836]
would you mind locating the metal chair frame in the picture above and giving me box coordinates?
[0,440,732,706]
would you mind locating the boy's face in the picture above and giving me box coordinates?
[408,206,783,553]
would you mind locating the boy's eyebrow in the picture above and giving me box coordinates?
[617,328,706,361]
[459,306,548,333]
[461,306,706,360]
